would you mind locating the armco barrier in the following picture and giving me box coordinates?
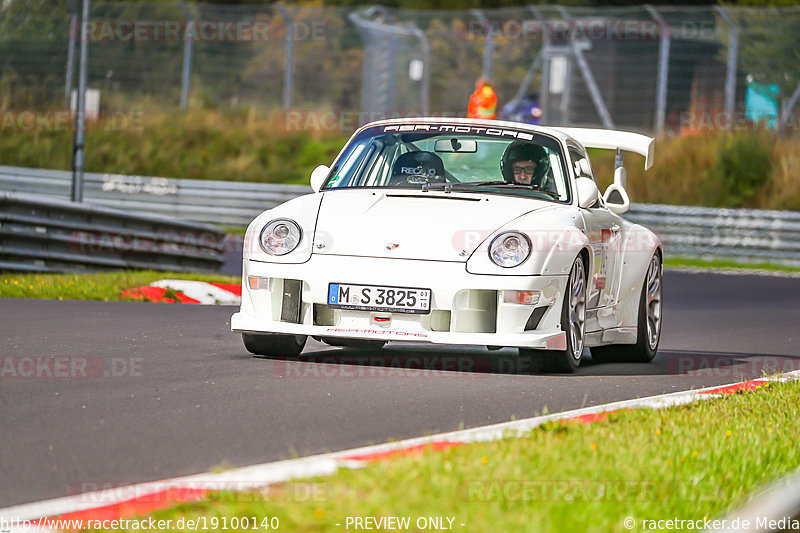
[0,165,311,228]
[708,467,800,533]
[0,192,225,273]
[625,203,800,264]
[2,165,800,264]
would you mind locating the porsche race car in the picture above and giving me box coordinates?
[231,118,662,372]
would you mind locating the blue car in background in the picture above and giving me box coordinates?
[500,93,543,125]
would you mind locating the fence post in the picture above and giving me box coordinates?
[557,6,613,129]
[71,0,90,203]
[411,28,430,116]
[778,82,800,133]
[179,2,194,110]
[65,5,77,108]
[470,10,493,81]
[276,5,294,110]
[504,6,545,111]
[715,6,738,130]
[646,5,671,135]
[349,7,425,120]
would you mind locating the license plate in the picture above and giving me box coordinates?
[327,283,431,314]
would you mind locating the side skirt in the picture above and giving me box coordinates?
[585,326,637,347]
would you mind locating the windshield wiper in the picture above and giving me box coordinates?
[427,180,504,191]
[419,180,559,200]
[458,181,560,199]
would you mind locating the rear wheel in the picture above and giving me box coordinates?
[521,255,587,373]
[591,253,662,363]
[242,333,307,358]
[320,337,386,349]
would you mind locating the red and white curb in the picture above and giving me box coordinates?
[122,280,241,305]
[3,371,798,531]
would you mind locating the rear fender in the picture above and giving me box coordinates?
[616,224,662,327]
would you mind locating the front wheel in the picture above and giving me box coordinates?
[591,253,662,363]
[242,333,307,358]
[520,255,587,373]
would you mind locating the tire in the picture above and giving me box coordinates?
[242,333,307,358]
[320,337,386,349]
[591,253,662,363]
[520,255,587,373]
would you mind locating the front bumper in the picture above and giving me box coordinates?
[231,255,568,349]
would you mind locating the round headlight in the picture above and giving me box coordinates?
[489,231,532,268]
[259,219,302,256]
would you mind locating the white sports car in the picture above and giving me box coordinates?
[231,118,662,372]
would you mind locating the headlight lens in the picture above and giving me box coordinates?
[489,231,532,268]
[259,219,302,256]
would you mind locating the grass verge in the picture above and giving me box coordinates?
[98,380,800,532]
[664,256,800,274]
[0,108,348,184]
[0,271,238,301]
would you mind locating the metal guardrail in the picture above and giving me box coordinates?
[0,191,225,273]
[2,165,800,264]
[624,204,800,263]
[708,467,800,533]
[0,166,311,228]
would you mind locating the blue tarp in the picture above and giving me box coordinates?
[745,81,780,129]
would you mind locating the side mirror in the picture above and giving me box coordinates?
[573,158,592,178]
[310,165,330,192]
[603,183,630,214]
[575,177,600,209]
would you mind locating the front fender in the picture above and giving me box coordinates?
[244,193,323,264]
[465,208,593,276]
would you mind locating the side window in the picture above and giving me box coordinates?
[568,146,595,182]
[569,144,603,208]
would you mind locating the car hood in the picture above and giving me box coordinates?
[312,189,552,262]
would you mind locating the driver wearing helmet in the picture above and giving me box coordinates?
[501,141,557,195]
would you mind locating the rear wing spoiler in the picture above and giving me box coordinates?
[553,127,655,170]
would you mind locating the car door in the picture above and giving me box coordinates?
[569,144,622,311]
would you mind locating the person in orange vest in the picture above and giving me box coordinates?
[467,77,497,120]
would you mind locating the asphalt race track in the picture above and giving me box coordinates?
[2,270,799,508]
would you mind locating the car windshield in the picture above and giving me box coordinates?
[322,124,570,203]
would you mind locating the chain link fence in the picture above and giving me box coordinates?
[1,2,800,134]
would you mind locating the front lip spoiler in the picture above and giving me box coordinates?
[232,312,566,349]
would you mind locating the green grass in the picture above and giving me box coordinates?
[223,226,249,236]
[0,271,238,301]
[0,108,347,184]
[97,381,800,533]
[665,256,800,274]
